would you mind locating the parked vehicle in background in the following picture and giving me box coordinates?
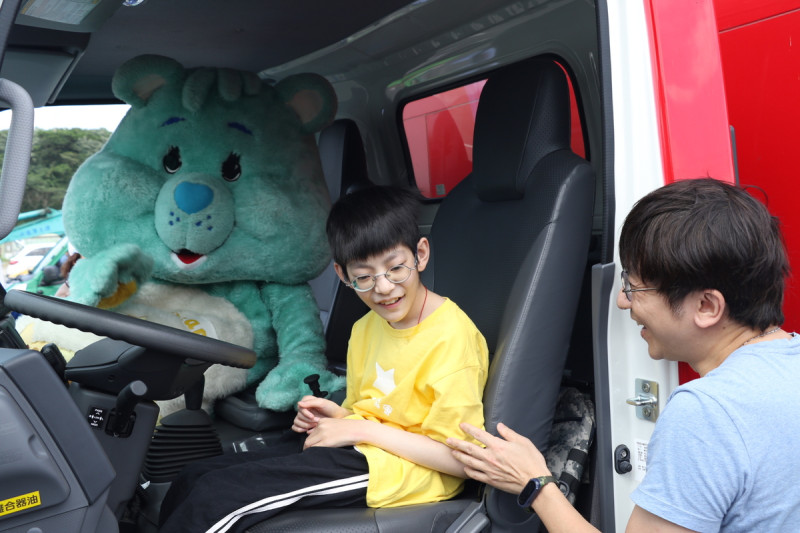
[5,241,55,280]
[7,236,70,296]
[0,208,64,283]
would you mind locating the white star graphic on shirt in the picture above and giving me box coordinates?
[373,362,396,396]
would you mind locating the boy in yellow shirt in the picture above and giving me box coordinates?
[159,186,489,533]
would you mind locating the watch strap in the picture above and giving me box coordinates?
[517,475,557,510]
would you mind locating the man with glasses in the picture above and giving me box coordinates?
[448,178,800,532]
[160,186,489,533]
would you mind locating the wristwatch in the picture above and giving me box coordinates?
[517,475,557,511]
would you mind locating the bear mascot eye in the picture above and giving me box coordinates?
[163,146,182,174]
[221,152,242,182]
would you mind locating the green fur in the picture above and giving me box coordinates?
[62,54,343,411]
[67,243,153,305]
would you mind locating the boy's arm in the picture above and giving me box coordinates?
[359,420,468,477]
[304,417,467,478]
[303,364,485,478]
[350,348,487,478]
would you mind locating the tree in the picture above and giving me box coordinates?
[0,128,112,212]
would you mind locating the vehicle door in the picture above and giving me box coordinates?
[598,1,735,530]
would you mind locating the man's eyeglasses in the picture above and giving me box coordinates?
[347,259,418,292]
[621,270,657,301]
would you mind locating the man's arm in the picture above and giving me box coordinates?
[627,506,698,533]
[449,423,698,533]
[447,422,599,533]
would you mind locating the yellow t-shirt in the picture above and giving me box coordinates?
[341,298,489,508]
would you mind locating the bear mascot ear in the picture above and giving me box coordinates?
[111,54,186,108]
[276,73,337,133]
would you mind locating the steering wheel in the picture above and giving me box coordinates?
[3,288,256,369]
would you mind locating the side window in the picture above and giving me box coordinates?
[402,66,585,199]
[402,80,485,199]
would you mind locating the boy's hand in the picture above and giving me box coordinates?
[291,395,350,433]
[303,418,366,449]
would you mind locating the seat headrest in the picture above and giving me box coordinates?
[473,59,572,202]
[318,118,372,202]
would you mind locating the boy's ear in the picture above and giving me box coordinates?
[415,237,431,271]
[333,263,349,284]
[693,289,727,329]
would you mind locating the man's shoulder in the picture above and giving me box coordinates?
[679,337,800,404]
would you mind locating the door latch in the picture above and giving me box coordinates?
[626,378,659,422]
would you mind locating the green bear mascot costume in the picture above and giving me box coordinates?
[60,54,345,414]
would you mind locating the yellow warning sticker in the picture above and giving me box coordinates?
[0,491,41,517]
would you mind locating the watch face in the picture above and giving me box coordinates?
[517,476,556,509]
[517,478,541,508]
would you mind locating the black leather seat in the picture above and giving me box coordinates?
[317,118,372,202]
[247,57,595,533]
[309,118,372,372]
[310,117,371,333]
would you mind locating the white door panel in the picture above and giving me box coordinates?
[606,0,680,529]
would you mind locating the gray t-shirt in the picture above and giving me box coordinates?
[631,333,800,532]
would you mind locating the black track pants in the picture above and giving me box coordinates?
[158,439,369,533]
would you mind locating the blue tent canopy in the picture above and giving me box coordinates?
[0,209,64,244]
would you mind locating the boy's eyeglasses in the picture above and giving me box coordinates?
[347,259,418,292]
[620,270,658,301]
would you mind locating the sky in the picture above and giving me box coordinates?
[0,104,130,131]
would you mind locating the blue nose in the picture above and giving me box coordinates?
[174,182,213,214]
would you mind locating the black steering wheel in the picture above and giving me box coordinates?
[2,288,256,369]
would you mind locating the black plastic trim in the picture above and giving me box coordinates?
[595,0,616,265]
[590,262,616,532]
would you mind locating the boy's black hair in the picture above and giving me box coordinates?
[326,186,422,270]
[619,178,790,330]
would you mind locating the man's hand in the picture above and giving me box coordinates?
[303,418,366,449]
[292,395,351,434]
[447,422,551,495]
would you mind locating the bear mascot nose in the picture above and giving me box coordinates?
[174,181,214,214]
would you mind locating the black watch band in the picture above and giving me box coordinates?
[517,475,557,510]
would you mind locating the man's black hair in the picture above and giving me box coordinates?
[326,186,422,270]
[619,178,790,330]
